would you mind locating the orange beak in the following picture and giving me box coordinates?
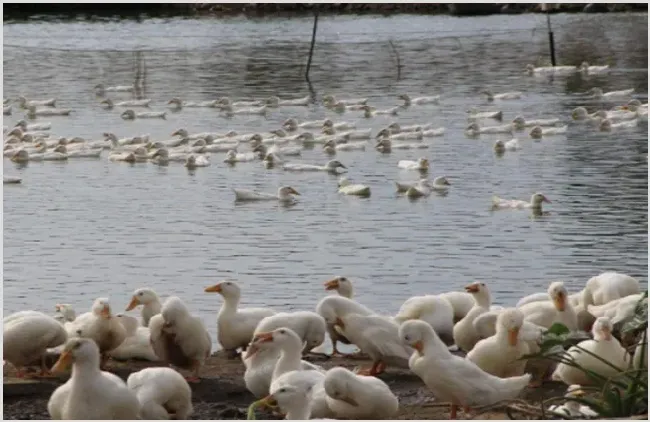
[100,305,111,319]
[125,296,139,311]
[260,394,278,408]
[465,283,480,293]
[553,292,566,312]
[51,350,73,373]
[324,279,340,291]
[601,327,612,341]
[245,343,261,360]
[334,317,345,330]
[252,332,274,344]
[55,304,62,311]
[204,284,222,293]
[508,327,519,346]
[412,340,424,354]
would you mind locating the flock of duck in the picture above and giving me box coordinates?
[4,61,648,211]
[3,271,647,420]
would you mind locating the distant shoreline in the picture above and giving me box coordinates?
[3,3,648,21]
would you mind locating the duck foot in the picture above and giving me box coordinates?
[184,376,201,383]
[528,379,544,388]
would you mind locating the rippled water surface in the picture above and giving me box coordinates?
[3,13,648,349]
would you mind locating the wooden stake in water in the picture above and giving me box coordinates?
[544,5,556,66]
[305,10,319,83]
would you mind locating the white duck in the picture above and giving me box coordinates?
[375,137,428,152]
[399,94,440,106]
[26,105,71,117]
[167,97,218,109]
[399,320,531,419]
[185,154,211,169]
[337,177,371,197]
[323,95,367,107]
[55,145,103,159]
[316,296,376,357]
[282,118,327,131]
[224,149,256,164]
[124,287,162,327]
[109,314,159,361]
[14,119,52,131]
[65,298,127,367]
[466,308,529,377]
[47,338,140,419]
[397,157,429,171]
[377,128,424,141]
[599,118,639,131]
[335,313,412,375]
[494,138,522,154]
[221,103,268,116]
[283,159,347,173]
[217,97,263,108]
[404,179,434,198]
[101,98,151,109]
[94,83,134,95]
[519,281,578,331]
[54,304,77,323]
[120,109,166,120]
[453,282,493,352]
[551,317,629,385]
[467,109,503,121]
[148,296,212,382]
[481,89,522,101]
[324,366,399,419]
[3,311,67,377]
[579,61,610,75]
[547,385,599,418]
[322,119,357,131]
[394,295,456,345]
[571,106,605,121]
[204,280,276,357]
[17,96,57,108]
[4,105,11,115]
[512,115,561,130]
[387,122,431,133]
[588,87,634,99]
[3,176,22,184]
[254,384,322,420]
[323,276,355,299]
[587,294,645,326]
[580,272,640,307]
[10,148,67,163]
[266,95,310,107]
[233,186,300,203]
[465,121,513,136]
[423,127,445,137]
[526,64,577,76]
[361,104,399,117]
[529,125,568,138]
[127,367,193,419]
[491,192,551,212]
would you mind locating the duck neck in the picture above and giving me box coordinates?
[474,292,491,308]
[421,330,446,356]
[219,295,240,316]
[338,286,353,299]
[71,359,102,385]
[285,396,311,420]
[272,342,303,380]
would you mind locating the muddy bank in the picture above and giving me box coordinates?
[4,351,567,420]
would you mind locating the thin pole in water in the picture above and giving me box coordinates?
[305,10,319,83]
[545,8,556,66]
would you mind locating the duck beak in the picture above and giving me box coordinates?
[100,305,111,319]
[289,188,300,196]
[464,283,480,293]
[260,394,278,408]
[543,196,552,203]
[51,350,73,373]
[411,340,424,354]
[55,304,62,312]
[601,327,612,341]
[553,292,566,312]
[334,317,345,330]
[324,279,340,290]
[340,395,359,407]
[245,343,261,360]
[444,180,451,186]
[508,327,519,346]
[339,163,347,169]
[204,284,222,293]
[125,296,139,311]
[252,332,274,344]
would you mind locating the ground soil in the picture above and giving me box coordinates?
[3,350,568,420]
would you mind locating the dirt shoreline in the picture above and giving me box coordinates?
[3,351,567,420]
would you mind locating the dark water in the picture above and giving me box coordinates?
[3,13,648,349]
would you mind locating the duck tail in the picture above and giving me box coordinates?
[500,373,531,400]
[494,111,503,121]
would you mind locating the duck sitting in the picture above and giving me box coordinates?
[26,105,72,117]
[377,127,423,141]
[100,98,151,109]
[232,186,301,203]
[323,95,367,108]
[220,103,268,116]
[282,118,327,131]
[224,149,256,164]
[529,125,568,138]
[491,192,550,212]
[127,367,193,419]
[404,179,434,198]
[10,147,68,163]
[547,385,598,418]
[399,93,440,106]
[120,109,166,120]
[14,119,52,131]
[579,61,610,76]
[184,154,210,169]
[525,64,577,76]
[587,87,635,100]
[337,177,371,197]
[599,118,638,132]
[493,139,521,153]
[511,115,561,130]
[94,83,134,95]
[17,96,57,109]
[283,159,347,173]
[167,97,219,110]
[109,314,159,361]
[467,108,504,121]
[361,104,399,117]
[376,138,428,153]
[397,157,429,171]
[465,121,514,137]
[481,89,522,102]
[265,95,310,107]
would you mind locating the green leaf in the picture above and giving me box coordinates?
[547,322,570,336]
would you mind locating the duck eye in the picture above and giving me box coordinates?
[138,292,143,296]
[279,329,286,334]
[74,342,82,349]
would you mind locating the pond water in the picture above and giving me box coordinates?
[3,12,648,350]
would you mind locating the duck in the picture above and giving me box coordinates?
[633,330,647,370]
[324,140,367,154]
[493,138,521,153]
[579,61,610,75]
[399,320,531,419]
[4,176,22,184]
[47,338,140,419]
[4,105,11,115]
[54,304,77,324]
[323,276,354,299]
[551,317,629,385]
[94,83,135,95]
[127,367,193,419]
[120,109,166,120]
[322,119,356,131]
[233,186,301,203]
[332,129,372,140]
[217,97,264,108]
[220,103,268,116]
[399,94,440,106]
[466,308,529,377]
[100,98,151,109]
[185,154,211,169]
[525,64,577,76]
[393,295,456,345]
[603,107,639,121]
[17,96,57,109]
[529,125,568,138]
[204,280,276,358]
[148,296,212,382]
[519,282,578,331]
[404,179,434,198]
[547,385,598,418]
[323,95,367,107]
[397,157,429,171]
[467,108,504,121]
[108,151,137,163]
[452,282,493,352]
[253,143,302,158]
[599,118,639,131]
[580,272,640,307]
[124,287,163,327]
[386,122,430,133]
[247,328,332,419]
[244,313,326,398]
[223,149,256,164]
[65,298,127,367]
[3,311,67,378]
[104,132,147,146]
[361,104,399,117]
[423,127,445,137]
[266,95,310,107]
[283,159,347,173]
[167,97,219,110]
[11,148,68,163]
[511,115,561,130]
[587,293,644,326]
[316,296,376,357]
[375,138,428,152]
[337,177,371,197]
[26,105,71,117]
[14,119,52,131]
[587,87,635,99]
[571,106,605,121]
[465,121,513,136]
[491,192,551,212]
[377,128,423,141]
[324,366,399,419]
[335,312,412,375]
[395,178,431,193]
[481,89,522,102]
[109,314,159,361]
[55,145,102,159]
[253,384,322,420]
[282,118,327,131]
